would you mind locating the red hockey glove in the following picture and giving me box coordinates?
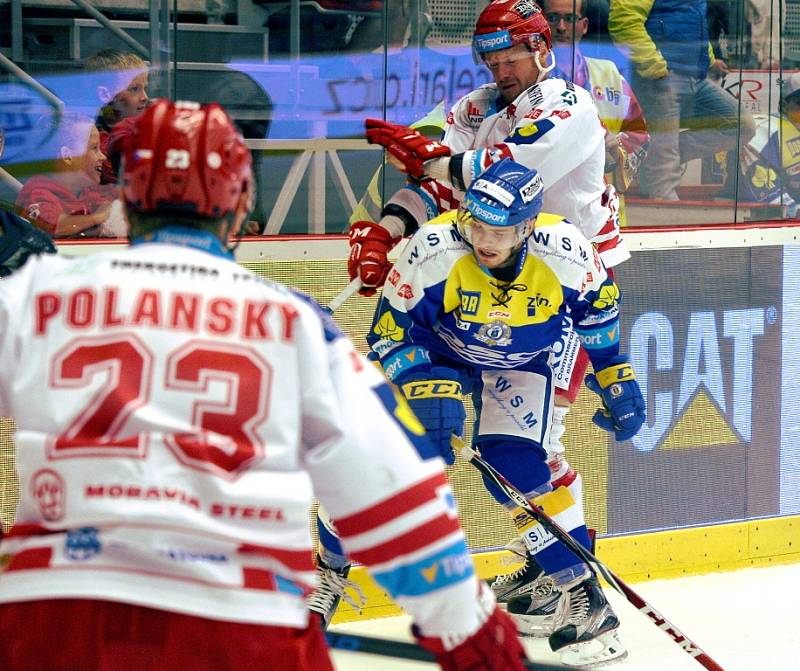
[347,220,399,297]
[415,604,528,671]
[365,118,450,180]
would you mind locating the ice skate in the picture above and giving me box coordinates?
[490,538,550,604]
[504,570,561,637]
[307,555,366,629]
[548,575,627,668]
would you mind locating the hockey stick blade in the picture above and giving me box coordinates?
[325,630,560,670]
[323,278,362,315]
[457,440,727,671]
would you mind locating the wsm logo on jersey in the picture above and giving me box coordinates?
[628,306,777,453]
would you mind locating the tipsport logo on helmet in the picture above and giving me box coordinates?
[465,197,510,225]
[473,30,514,53]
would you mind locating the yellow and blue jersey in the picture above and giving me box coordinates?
[368,210,623,382]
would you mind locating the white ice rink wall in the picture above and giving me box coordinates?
[2,226,799,623]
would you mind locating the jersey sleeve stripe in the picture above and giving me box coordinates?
[333,471,449,537]
[370,537,475,597]
[237,543,316,572]
[346,513,463,566]
[4,546,54,572]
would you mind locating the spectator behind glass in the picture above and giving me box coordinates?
[608,0,754,201]
[84,49,149,184]
[544,0,649,201]
[15,115,121,239]
[730,72,800,217]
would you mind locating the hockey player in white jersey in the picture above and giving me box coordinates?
[348,0,627,289]
[356,159,644,667]
[344,0,628,614]
[0,99,530,671]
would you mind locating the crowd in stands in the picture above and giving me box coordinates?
[1,0,797,240]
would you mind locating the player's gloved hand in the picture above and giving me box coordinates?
[415,601,529,671]
[347,220,399,297]
[401,368,465,465]
[365,118,450,180]
[0,210,56,278]
[585,355,646,441]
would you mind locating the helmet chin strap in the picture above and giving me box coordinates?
[225,182,256,255]
[535,47,556,83]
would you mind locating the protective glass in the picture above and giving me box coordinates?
[545,12,583,25]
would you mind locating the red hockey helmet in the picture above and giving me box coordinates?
[473,0,552,57]
[122,99,252,219]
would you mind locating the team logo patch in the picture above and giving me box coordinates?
[31,468,66,522]
[476,320,512,346]
[466,101,483,126]
[397,284,414,299]
[373,311,405,340]
[593,282,620,310]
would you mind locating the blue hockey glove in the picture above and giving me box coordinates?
[585,356,646,441]
[401,368,465,465]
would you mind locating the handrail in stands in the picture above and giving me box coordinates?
[245,138,380,235]
[0,53,65,113]
[67,0,150,59]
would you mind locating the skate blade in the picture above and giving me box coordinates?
[558,629,628,669]
[510,613,557,638]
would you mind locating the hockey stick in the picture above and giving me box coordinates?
[325,630,561,670]
[458,441,727,671]
[323,277,362,315]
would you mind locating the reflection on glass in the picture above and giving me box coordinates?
[0,0,796,233]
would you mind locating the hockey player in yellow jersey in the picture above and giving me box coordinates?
[367,158,645,668]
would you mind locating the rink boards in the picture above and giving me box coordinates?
[2,225,800,622]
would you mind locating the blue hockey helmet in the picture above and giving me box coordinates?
[457,158,544,249]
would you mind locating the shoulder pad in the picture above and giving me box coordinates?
[528,218,594,269]
[427,210,459,227]
[451,86,500,126]
[399,222,468,273]
[533,212,566,228]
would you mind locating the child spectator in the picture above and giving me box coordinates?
[84,49,150,184]
[16,114,119,238]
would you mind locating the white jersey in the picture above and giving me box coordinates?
[388,77,629,267]
[0,236,485,637]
